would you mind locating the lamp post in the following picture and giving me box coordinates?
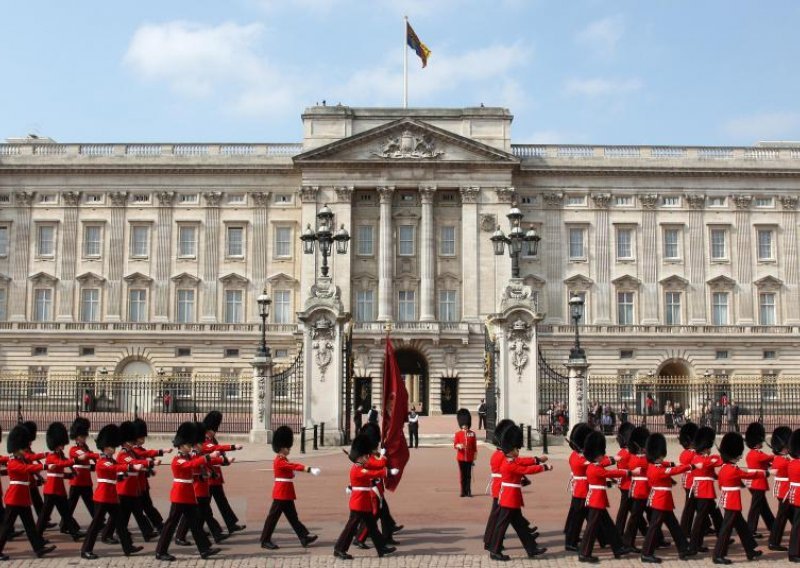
[251,289,273,443]
[490,205,540,279]
[565,295,589,427]
[257,289,272,359]
[301,204,351,278]
[568,294,585,361]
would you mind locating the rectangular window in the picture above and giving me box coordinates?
[178,193,198,204]
[80,289,100,322]
[763,350,777,360]
[716,350,729,360]
[566,195,586,206]
[712,292,729,325]
[130,225,149,258]
[755,197,774,208]
[85,194,103,204]
[226,226,244,257]
[665,291,681,325]
[710,228,727,259]
[176,347,192,357]
[0,226,8,257]
[568,228,585,259]
[32,346,48,356]
[33,289,53,321]
[759,292,776,325]
[83,225,102,258]
[275,349,289,358]
[37,225,55,257]
[616,228,633,259]
[620,350,634,359]
[615,196,633,206]
[39,194,57,204]
[438,290,457,322]
[224,290,244,323]
[80,347,95,357]
[274,194,292,204]
[355,290,374,322]
[663,228,680,259]
[275,227,292,258]
[662,196,680,207]
[398,225,415,256]
[178,226,197,257]
[176,289,195,323]
[440,226,456,256]
[128,289,147,322]
[227,194,246,204]
[398,290,416,321]
[356,225,374,256]
[273,290,291,324]
[757,229,774,260]
[131,193,150,204]
[708,196,726,207]
[617,292,634,325]
[0,288,6,320]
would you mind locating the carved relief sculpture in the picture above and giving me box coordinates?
[780,195,799,210]
[480,214,497,232]
[685,194,705,209]
[507,319,532,382]
[373,130,444,159]
[311,316,336,380]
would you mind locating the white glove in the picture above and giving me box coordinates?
[389,468,400,475]
[310,467,321,476]
[345,486,352,495]
[379,448,386,457]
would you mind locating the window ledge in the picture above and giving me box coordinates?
[710,259,730,264]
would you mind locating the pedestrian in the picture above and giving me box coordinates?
[728,401,740,433]
[367,405,379,424]
[354,405,363,433]
[744,422,774,539]
[688,426,724,555]
[664,400,674,430]
[712,402,723,434]
[454,408,477,497]
[478,399,487,430]
[407,407,419,449]
[162,391,172,413]
[613,422,636,534]
[35,422,83,540]
[788,429,800,561]
[768,426,793,552]
[66,417,97,527]
[620,403,628,425]
[645,394,655,416]
[678,422,700,534]
[202,411,245,535]
[83,390,93,412]
[131,418,168,533]
[260,425,319,550]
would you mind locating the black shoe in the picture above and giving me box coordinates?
[529,525,538,533]
[697,546,709,553]
[746,550,763,561]
[101,537,119,545]
[529,531,540,540]
[125,545,144,556]
[175,538,193,546]
[301,534,318,547]
[392,525,404,533]
[578,555,599,563]
[354,540,370,550]
[143,532,160,542]
[156,552,176,562]
[713,558,732,565]
[0,554,8,562]
[377,546,396,557]
[641,555,662,564]
[333,550,353,560]
[228,524,246,533]
[81,551,98,560]
[614,546,633,558]
[769,544,789,552]
[261,541,279,550]
[200,547,221,559]
[790,556,800,563]
[753,533,764,539]
[490,552,510,561]
[565,544,579,552]
[46,522,57,529]
[679,550,694,560]
[71,531,86,541]
[214,533,229,543]
[385,537,399,545]
[657,540,672,549]
[629,546,642,554]
[528,547,547,557]
[35,545,55,558]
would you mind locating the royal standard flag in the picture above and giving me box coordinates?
[406,22,431,68]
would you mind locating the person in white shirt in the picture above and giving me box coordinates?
[407,407,419,448]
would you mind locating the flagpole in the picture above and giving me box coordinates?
[403,15,408,109]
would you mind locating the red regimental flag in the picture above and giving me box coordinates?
[381,338,410,491]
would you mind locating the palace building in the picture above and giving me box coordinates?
[1,105,799,416]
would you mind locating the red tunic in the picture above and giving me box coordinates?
[745,448,773,491]
[785,457,800,506]
[569,452,611,498]
[690,453,722,498]
[170,453,208,504]
[616,448,632,491]
[678,448,696,490]
[193,452,222,499]
[772,454,791,499]
[585,463,627,509]
[272,455,306,501]
[132,445,162,493]
[348,463,386,513]
[718,463,764,511]
[498,457,545,509]
[22,449,46,489]
[202,436,236,486]
[93,455,133,505]
[43,451,74,497]
[489,449,505,499]
[4,457,43,507]
[646,462,692,511]
[627,453,651,500]
[0,455,8,498]
[69,443,99,487]
[115,447,150,497]
[454,429,477,463]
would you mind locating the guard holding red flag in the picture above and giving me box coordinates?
[744,422,774,538]
[35,422,82,539]
[454,408,477,497]
[202,411,244,535]
[66,417,97,526]
[768,426,793,552]
[354,423,401,547]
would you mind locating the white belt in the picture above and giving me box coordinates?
[491,473,502,478]
[97,479,115,484]
[8,481,29,486]
[173,479,193,484]
[790,482,800,487]
[694,477,714,481]
[721,487,741,492]
[650,487,671,491]
[501,482,522,488]
[351,487,372,492]
[274,478,294,483]
[588,485,607,490]
[73,465,90,469]
[572,476,587,480]
[47,473,64,478]
[632,477,647,481]
[775,477,789,482]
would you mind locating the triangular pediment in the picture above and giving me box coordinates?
[564,274,594,288]
[219,273,249,286]
[294,118,519,164]
[29,271,58,285]
[707,275,736,289]
[659,275,689,289]
[754,275,783,290]
[76,271,106,285]
[171,272,200,285]
[123,272,153,285]
[612,274,641,288]
[267,272,299,287]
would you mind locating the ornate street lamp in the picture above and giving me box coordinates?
[490,205,540,278]
[257,289,272,359]
[569,294,585,360]
[301,204,351,278]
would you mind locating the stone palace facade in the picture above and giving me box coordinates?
[1,105,799,414]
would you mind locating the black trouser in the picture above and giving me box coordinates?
[0,505,47,553]
[29,484,43,517]
[356,497,397,542]
[622,497,650,549]
[141,488,163,530]
[715,509,757,559]
[81,502,134,554]
[690,497,723,551]
[642,509,688,557]
[580,508,623,557]
[565,497,607,548]
[36,494,80,536]
[101,495,154,540]
[747,489,774,534]
[789,506,800,558]
[408,424,418,448]
[479,414,486,429]
[769,499,794,548]
[260,499,308,543]
[65,485,94,526]
[335,510,385,554]
[458,461,473,496]
[489,506,538,555]
[615,489,632,533]
[484,498,500,548]
[177,496,224,542]
[156,502,211,555]
[679,488,696,534]
[209,484,239,531]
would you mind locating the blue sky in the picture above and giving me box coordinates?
[2,1,799,146]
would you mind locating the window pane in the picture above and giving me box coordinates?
[398,290,415,321]
[227,227,243,256]
[275,227,291,257]
[617,229,632,258]
[569,228,584,258]
[225,290,243,323]
[131,226,149,257]
[710,229,726,259]
[617,292,633,325]
[80,289,100,322]
[356,226,374,256]
[712,292,728,325]
[664,229,679,258]
[440,226,456,256]
[128,289,147,322]
[0,227,7,257]
[355,290,374,322]
[34,289,53,321]
[178,227,197,257]
[0,288,6,320]
[83,226,101,257]
[273,290,291,323]
[760,293,776,325]
[176,289,195,323]
[758,230,773,260]
[438,290,457,322]
[38,226,55,256]
[665,292,681,325]
[398,226,414,256]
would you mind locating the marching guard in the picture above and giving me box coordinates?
[744,422,774,538]
[768,426,793,552]
[66,417,97,527]
[621,426,651,552]
[201,411,245,535]
[689,426,724,555]
[132,418,168,532]
[20,422,46,520]
[35,422,82,539]
[483,419,515,551]
[564,423,608,552]
[614,422,636,533]
[454,408,477,497]
[785,429,800,562]
[678,422,700,533]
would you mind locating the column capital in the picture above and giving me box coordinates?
[155,190,176,207]
[591,193,612,209]
[781,195,799,210]
[460,186,481,204]
[639,194,659,209]
[419,185,437,204]
[686,194,705,209]
[377,186,395,203]
[13,191,36,207]
[108,191,129,207]
[542,192,563,208]
[299,185,319,203]
[203,191,223,207]
[62,191,82,207]
[250,191,271,207]
[732,194,753,210]
[495,186,516,204]
[335,185,354,203]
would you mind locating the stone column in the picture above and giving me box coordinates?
[377,186,395,322]
[686,194,707,324]
[106,191,128,322]
[153,191,175,322]
[56,191,81,321]
[542,193,564,323]
[333,186,354,312]
[251,192,271,291]
[9,191,35,321]
[567,357,589,427]
[592,194,612,324]
[460,186,481,321]
[419,185,436,322]
[639,194,659,324]
[201,191,222,323]
[733,195,754,324]
[781,195,800,323]
[250,353,272,444]
[299,186,319,299]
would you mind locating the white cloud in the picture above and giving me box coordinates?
[723,112,800,142]
[575,15,624,59]
[564,77,643,97]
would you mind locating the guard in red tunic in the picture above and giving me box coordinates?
[678,422,699,534]
[354,423,401,546]
[613,422,635,533]
[621,426,651,551]
[744,422,774,538]
[483,419,515,550]
[20,422,46,520]
[202,411,244,535]
[0,427,7,523]
[154,422,221,562]
[80,424,145,559]
[35,422,83,539]
[688,426,724,554]
[487,424,550,561]
[66,417,97,527]
[640,432,696,563]
[333,433,396,560]
[785,429,800,561]
[0,425,56,560]
[454,408,477,497]
[260,425,319,550]
[768,426,793,551]
[132,418,168,532]
[713,432,764,563]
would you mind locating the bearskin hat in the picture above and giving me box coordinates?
[583,431,607,462]
[7,424,30,454]
[133,418,148,439]
[360,422,381,452]
[771,426,792,455]
[646,433,667,463]
[173,422,197,447]
[745,422,766,449]
[46,422,69,451]
[119,421,138,444]
[192,422,207,445]
[203,410,223,432]
[456,408,472,429]
[790,429,800,459]
[500,424,524,454]
[720,432,745,462]
[493,419,516,448]
[22,420,37,441]
[679,422,699,449]
[96,424,121,451]
[568,423,592,451]
[349,433,373,463]
[616,422,635,449]
[69,417,91,440]
[628,426,650,454]
[272,425,294,453]
[693,426,716,452]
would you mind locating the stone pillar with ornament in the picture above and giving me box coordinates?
[250,350,272,444]
[566,294,589,428]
